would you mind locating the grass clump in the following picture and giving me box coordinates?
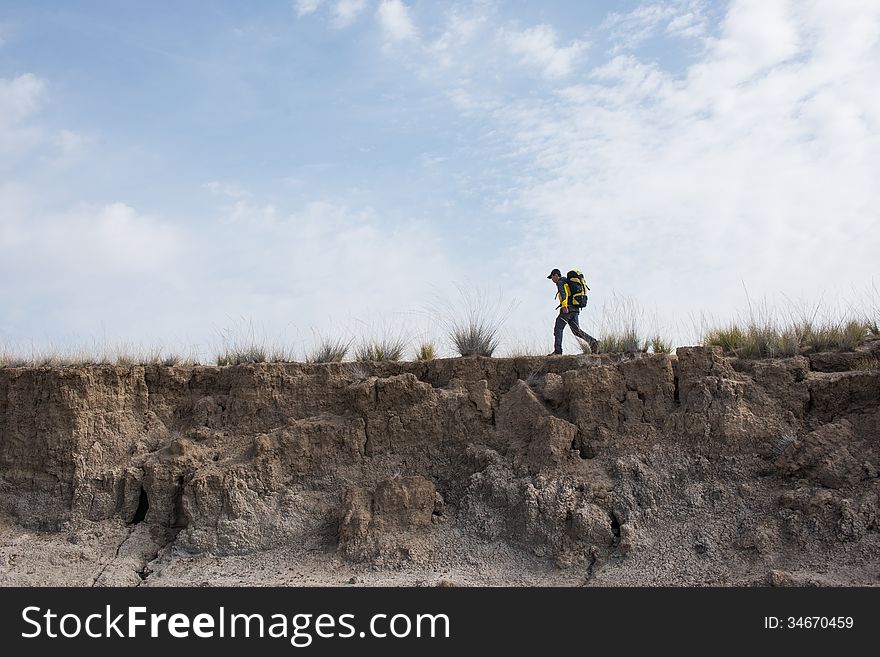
[740,322,786,359]
[704,322,798,358]
[415,341,437,361]
[590,330,647,354]
[0,350,17,368]
[143,351,192,367]
[650,335,674,354]
[704,312,869,360]
[307,336,350,363]
[851,357,880,371]
[799,321,863,352]
[433,286,512,358]
[216,345,267,366]
[216,344,300,366]
[836,320,866,351]
[214,317,277,366]
[136,346,189,366]
[704,326,747,352]
[451,320,501,357]
[586,294,648,354]
[354,337,407,362]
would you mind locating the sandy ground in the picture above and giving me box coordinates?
[3,513,877,588]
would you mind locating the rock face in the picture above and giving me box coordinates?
[1,346,879,585]
[338,475,438,564]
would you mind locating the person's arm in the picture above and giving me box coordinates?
[557,280,570,312]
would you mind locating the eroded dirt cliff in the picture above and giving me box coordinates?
[1,342,879,586]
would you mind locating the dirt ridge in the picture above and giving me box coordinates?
[1,341,878,586]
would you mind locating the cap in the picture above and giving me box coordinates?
[547,268,561,279]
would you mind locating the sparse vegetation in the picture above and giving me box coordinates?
[801,320,867,352]
[587,330,648,354]
[432,286,513,358]
[743,322,794,359]
[450,319,501,357]
[586,294,648,354]
[705,323,794,358]
[216,345,268,366]
[415,341,437,361]
[4,288,877,369]
[704,318,869,359]
[141,349,189,366]
[650,335,674,354]
[703,326,747,353]
[214,343,296,366]
[354,336,407,362]
[700,292,878,358]
[215,317,282,366]
[0,342,200,368]
[307,336,350,363]
[865,282,880,336]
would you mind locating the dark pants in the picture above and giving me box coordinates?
[554,310,598,353]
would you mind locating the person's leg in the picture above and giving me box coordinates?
[567,312,599,352]
[552,314,567,354]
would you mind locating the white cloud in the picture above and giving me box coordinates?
[0,198,193,350]
[666,7,708,39]
[706,0,800,82]
[0,187,461,354]
[431,12,485,52]
[486,0,880,339]
[502,25,587,79]
[294,0,325,16]
[376,0,418,43]
[183,198,462,348]
[602,0,709,51]
[226,198,278,226]
[53,129,90,160]
[4,202,181,277]
[203,180,250,199]
[0,73,46,155]
[357,0,880,344]
[333,0,368,28]
[427,11,488,70]
[0,183,31,249]
[6,1,879,354]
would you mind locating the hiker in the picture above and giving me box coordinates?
[547,268,599,354]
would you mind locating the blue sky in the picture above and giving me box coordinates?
[1,1,878,358]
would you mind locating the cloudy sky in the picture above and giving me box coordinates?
[1,0,878,358]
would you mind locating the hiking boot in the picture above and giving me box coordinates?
[547,351,563,356]
[588,339,599,353]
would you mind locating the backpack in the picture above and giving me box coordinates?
[565,270,590,308]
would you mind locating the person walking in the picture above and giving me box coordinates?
[547,268,599,354]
